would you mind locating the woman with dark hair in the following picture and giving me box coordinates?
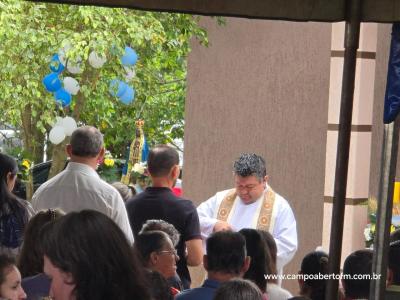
[258,230,292,299]
[18,209,64,300]
[213,278,263,300]
[134,230,180,297]
[0,153,34,255]
[239,228,269,297]
[298,251,329,300]
[41,210,151,300]
[0,254,26,299]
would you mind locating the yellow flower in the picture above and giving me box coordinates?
[22,159,31,170]
[104,158,115,167]
[391,225,396,233]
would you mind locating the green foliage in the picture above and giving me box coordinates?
[0,0,208,160]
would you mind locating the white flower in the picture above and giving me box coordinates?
[364,226,371,241]
[132,162,146,175]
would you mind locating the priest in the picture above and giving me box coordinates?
[197,153,297,274]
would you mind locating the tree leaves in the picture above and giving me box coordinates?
[0,0,209,162]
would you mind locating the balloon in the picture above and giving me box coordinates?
[67,56,82,74]
[63,77,80,95]
[42,73,62,92]
[54,88,72,107]
[121,47,138,66]
[124,66,136,81]
[67,62,82,74]
[49,54,65,73]
[54,116,63,127]
[119,85,135,104]
[49,126,66,145]
[58,42,72,65]
[109,80,128,97]
[61,116,77,136]
[88,51,106,68]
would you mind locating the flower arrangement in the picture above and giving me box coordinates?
[364,196,400,248]
[130,162,150,192]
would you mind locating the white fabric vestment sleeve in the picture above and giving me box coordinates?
[272,194,298,271]
[197,193,221,240]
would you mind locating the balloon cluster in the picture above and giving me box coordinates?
[49,116,77,145]
[42,53,80,107]
[108,46,137,105]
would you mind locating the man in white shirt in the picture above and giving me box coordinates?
[32,126,134,244]
[197,153,297,273]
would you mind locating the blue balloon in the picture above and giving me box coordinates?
[43,73,62,92]
[49,54,65,73]
[121,47,138,66]
[54,88,72,107]
[109,79,128,97]
[119,85,135,104]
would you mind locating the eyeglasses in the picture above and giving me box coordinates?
[158,249,179,257]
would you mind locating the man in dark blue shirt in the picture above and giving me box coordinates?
[176,231,250,300]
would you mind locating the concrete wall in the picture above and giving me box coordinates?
[183,17,331,293]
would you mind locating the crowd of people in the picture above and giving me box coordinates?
[0,125,398,300]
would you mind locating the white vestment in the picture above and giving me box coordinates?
[197,187,298,272]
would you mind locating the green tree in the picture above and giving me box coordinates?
[0,0,208,197]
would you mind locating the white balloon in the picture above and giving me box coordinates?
[67,63,82,74]
[49,126,66,145]
[124,66,136,81]
[67,56,82,74]
[63,77,80,95]
[54,116,63,127]
[58,42,72,65]
[89,51,106,68]
[61,117,77,136]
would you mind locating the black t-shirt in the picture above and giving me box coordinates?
[126,187,201,288]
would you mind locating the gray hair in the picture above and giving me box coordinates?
[111,182,136,202]
[139,219,180,247]
[70,126,103,158]
[233,153,266,181]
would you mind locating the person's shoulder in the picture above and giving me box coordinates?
[34,169,66,195]
[175,286,210,300]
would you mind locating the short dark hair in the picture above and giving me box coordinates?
[206,231,246,275]
[0,254,16,286]
[18,209,64,277]
[140,219,180,247]
[233,153,266,181]
[342,249,373,299]
[135,230,171,263]
[70,126,103,157]
[300,251,329,299]
[147,145,179,177]
[239,229,269,292]
[389,240,400,285]
[41,210,151,300]
[258,230,278,279]
[213,278,263,300]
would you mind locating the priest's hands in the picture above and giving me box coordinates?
[213,221,233,232]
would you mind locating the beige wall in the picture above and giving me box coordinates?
[183,17,331,293]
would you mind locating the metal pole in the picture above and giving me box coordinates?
[325,0,361,299]
[370,117,400,299]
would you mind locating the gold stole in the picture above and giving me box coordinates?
[216,187,276,231]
